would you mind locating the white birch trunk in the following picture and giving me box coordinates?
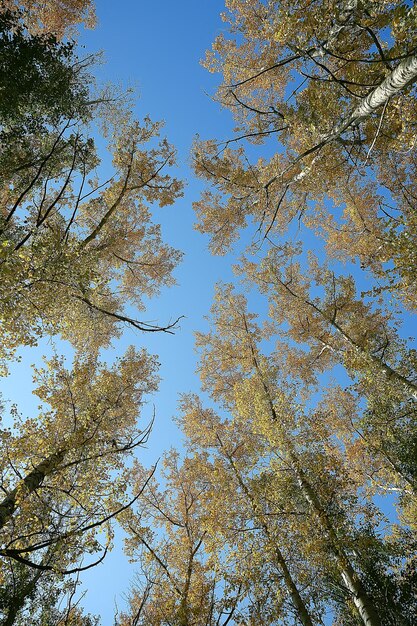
[225,452,315,626]
[289,53,417,184]
[291,459,381,626]
[350,54,417,124]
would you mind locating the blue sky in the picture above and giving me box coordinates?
[74,0,236,457]
[77,3,240,618]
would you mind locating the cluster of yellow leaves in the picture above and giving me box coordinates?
[0,4,185,620]
[195,0,417,308]
[4,0,96,36]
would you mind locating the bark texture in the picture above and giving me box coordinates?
[0,449,66,530]
[290,53,417,184]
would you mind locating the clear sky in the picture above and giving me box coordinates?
[74,0,237,463]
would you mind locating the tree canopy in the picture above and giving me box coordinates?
[1,1,417,625]
[0,8,183,369]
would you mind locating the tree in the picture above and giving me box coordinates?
[118,453,247,626]
[0,3,184,620]
[0,10,90,135]
[191,5,417,586]
[0,9,93,190]
[240,246,417,507]
[0,561,101,626]
[191,283,415,626]
[179,395,417,626]
[193,1,417,307]
[0,10,183,369]
[178,395,324,626]
[3,0,95,36]
[0,347,158,623]
[243,246,417,395]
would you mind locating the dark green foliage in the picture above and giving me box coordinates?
[0,9,90,133]
[0,8,93,184]
[330,525,417,626]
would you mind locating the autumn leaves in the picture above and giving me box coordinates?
[0,4,183,623]
[1,1,417,625]
[185,0,416,624]
[161,2,417,624]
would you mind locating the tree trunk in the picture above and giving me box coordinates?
[0,449,66,530]
[289,454,381,626]
[243,328,382,626]
[225,451,315,626]
[349,54,417,126]
[289,53,417,184]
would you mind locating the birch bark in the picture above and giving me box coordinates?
[286,54,417,185]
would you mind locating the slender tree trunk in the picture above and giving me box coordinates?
[288,53,417,184]
[242,322,382,626]
[289,454,381,626]
[349,54,417,126]
[224,450,315,626]
[0,449,66,530]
